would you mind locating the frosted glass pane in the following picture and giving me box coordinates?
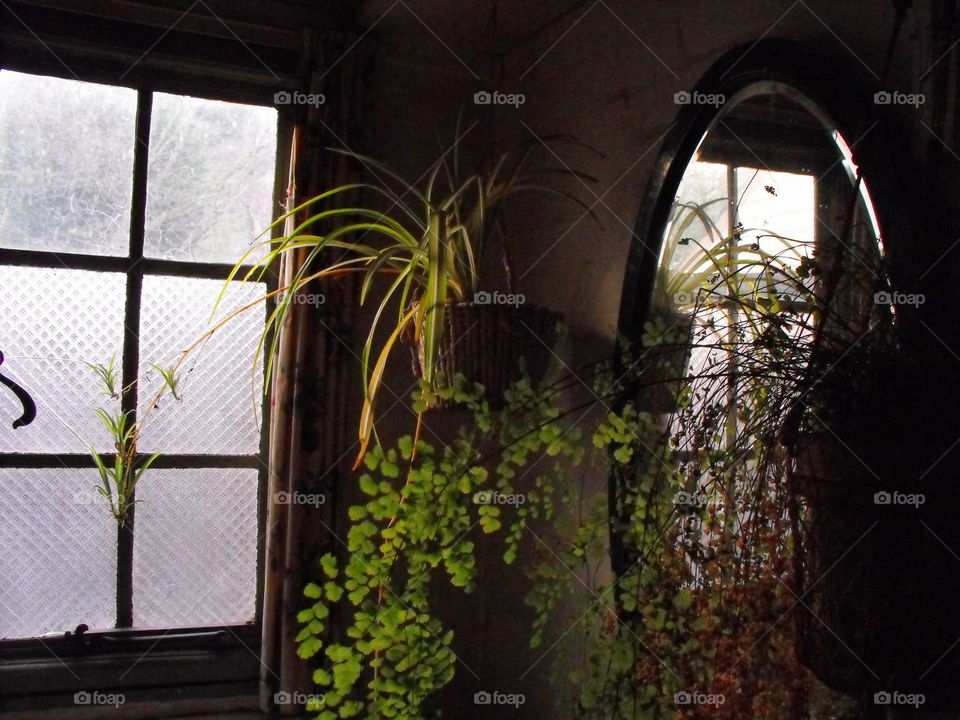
[0,70,136,256]
[0,267,125,453]
[137,276,265,454]
[0,468,117,639]
[132,469,259,628]
[144,93,277,264]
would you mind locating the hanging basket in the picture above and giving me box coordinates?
[789,417,960,709]
[411,301,561,407]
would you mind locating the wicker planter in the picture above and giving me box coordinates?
[790,421,960,710]
[411,301,561,407]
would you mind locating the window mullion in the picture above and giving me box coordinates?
[115,89,152,629]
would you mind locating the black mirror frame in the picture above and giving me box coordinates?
[617,39,912,351]
[610,39,913,580]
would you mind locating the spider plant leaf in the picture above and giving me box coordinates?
[326,148,430,206]
[354,303,419,469]
[360,265,418,398]
[133,452,162,484]
[419,212,447,389]
[359,245,418,305]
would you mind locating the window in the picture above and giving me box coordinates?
[0,70,278,640]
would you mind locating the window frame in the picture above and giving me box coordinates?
[0,67,292,705]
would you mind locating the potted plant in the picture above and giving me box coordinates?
[224,137,593,465]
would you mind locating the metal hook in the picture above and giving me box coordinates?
[0,350,37,429]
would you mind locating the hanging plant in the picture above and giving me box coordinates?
[220,136,595,467]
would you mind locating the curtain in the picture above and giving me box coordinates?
[259,29,372,714]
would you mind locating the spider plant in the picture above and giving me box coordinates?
[221,139,593,467]
[85,355,120,400]
[91,408,161,524]
[85,360,179,523]
[657,198,816,322]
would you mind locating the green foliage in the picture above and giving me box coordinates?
[85,357,178,524]
[85,355,120,399]
[89,407,160,525]
[294,374,585,719]
[220,138,593,467]
[291,195,874,718]
[148,363,183,401]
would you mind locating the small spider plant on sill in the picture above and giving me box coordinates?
[221,138,595,467]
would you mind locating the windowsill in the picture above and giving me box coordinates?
[0,627,263,714]
[0,694,266,719]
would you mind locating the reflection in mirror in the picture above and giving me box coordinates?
[643,92,885,416]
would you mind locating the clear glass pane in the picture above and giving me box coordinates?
[735,167,815,266]
[665,160,729,273]
[137,275,265,454]
[132,468,259,628]
[0,267,125,453]
[144,93,277,264]
[0,70,136,256]
[0,468,117,639]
